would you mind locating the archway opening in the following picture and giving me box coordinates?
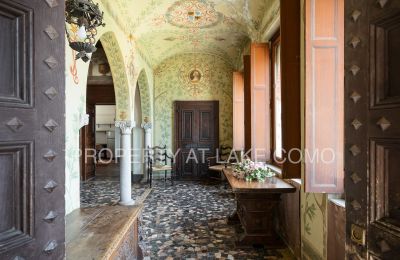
[79,40,121,207]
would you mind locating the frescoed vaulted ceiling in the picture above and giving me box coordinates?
[101,0,279,67]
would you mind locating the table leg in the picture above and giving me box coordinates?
[233,193,286,249]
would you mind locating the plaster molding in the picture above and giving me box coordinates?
[115,120,135,135]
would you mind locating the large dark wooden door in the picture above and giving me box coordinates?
[175,101,219,179]
[0,0,65,259]
[345,1,400,258]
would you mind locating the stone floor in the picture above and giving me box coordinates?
[140,180,295,259]
[80,163,148,207]
[80,165,295,259]
[80,180,148,207]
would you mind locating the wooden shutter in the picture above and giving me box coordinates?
[233,72,245,150]
[305,0,344,192]
[250,43,271,162]
[243,55,251,153]
[281,0,301,178]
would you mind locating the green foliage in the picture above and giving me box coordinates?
[305,203,317,220]
[303,194,317,236]
[233,159,276,182]
[305,223,312,235]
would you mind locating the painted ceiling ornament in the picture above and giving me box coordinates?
[166,0,223,29]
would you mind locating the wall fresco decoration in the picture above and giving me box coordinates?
[177,57,211,96]
[137,70,152,119]
[100,32,131,119]
[154,53,233,149]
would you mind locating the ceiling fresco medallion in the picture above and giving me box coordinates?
[166,0,222,29]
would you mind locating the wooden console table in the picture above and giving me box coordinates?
[223,168,296,248]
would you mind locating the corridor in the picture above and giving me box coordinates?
[2,0,399,258]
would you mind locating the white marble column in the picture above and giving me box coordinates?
[141,122,152,182]
[115,120,135,206]
[141,122,152,149]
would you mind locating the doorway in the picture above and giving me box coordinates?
[93,105,118,179]
[80,42,116,181]
[174,101,219,179]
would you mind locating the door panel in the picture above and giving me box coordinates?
[370,13,400,108]
[0,0,33,108]
[0,0,65,258]
[345,1,400,258]
[0,142,34,250]
[369,139,400,226]
[175,101,219,179]
[182,110,194,140]
[199,111,211,140]
[180,151,196,177]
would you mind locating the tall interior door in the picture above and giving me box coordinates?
[175,101,219,179]
[345,1,400,258]
[0,0,65,258]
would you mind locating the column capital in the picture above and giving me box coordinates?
[115,120,135,135]
[141,122,152,133]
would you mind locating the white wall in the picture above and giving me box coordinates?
[96,105,116,124]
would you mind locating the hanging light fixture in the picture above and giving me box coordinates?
[65,0,105,62]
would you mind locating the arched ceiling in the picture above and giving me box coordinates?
[102,0,279,67]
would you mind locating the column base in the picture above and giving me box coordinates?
[119,199,135,206]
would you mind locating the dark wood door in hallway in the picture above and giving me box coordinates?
[344,1,400,258]
[174,101,219,179]
[0,0,65,258]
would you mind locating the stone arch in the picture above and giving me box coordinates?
[98,31,132,121]
[136,69,152,122]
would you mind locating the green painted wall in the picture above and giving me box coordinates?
[65,0,153,215]
[153,53,233,149]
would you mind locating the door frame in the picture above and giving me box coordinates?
[174,100,219,179]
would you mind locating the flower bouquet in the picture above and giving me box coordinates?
[232,159,276,182]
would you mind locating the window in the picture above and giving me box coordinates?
[271,34,282,163]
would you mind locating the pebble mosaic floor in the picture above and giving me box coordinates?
[80,180,148,207]
[140,180,295,259]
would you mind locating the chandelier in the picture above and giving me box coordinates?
[65,0,105,62]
